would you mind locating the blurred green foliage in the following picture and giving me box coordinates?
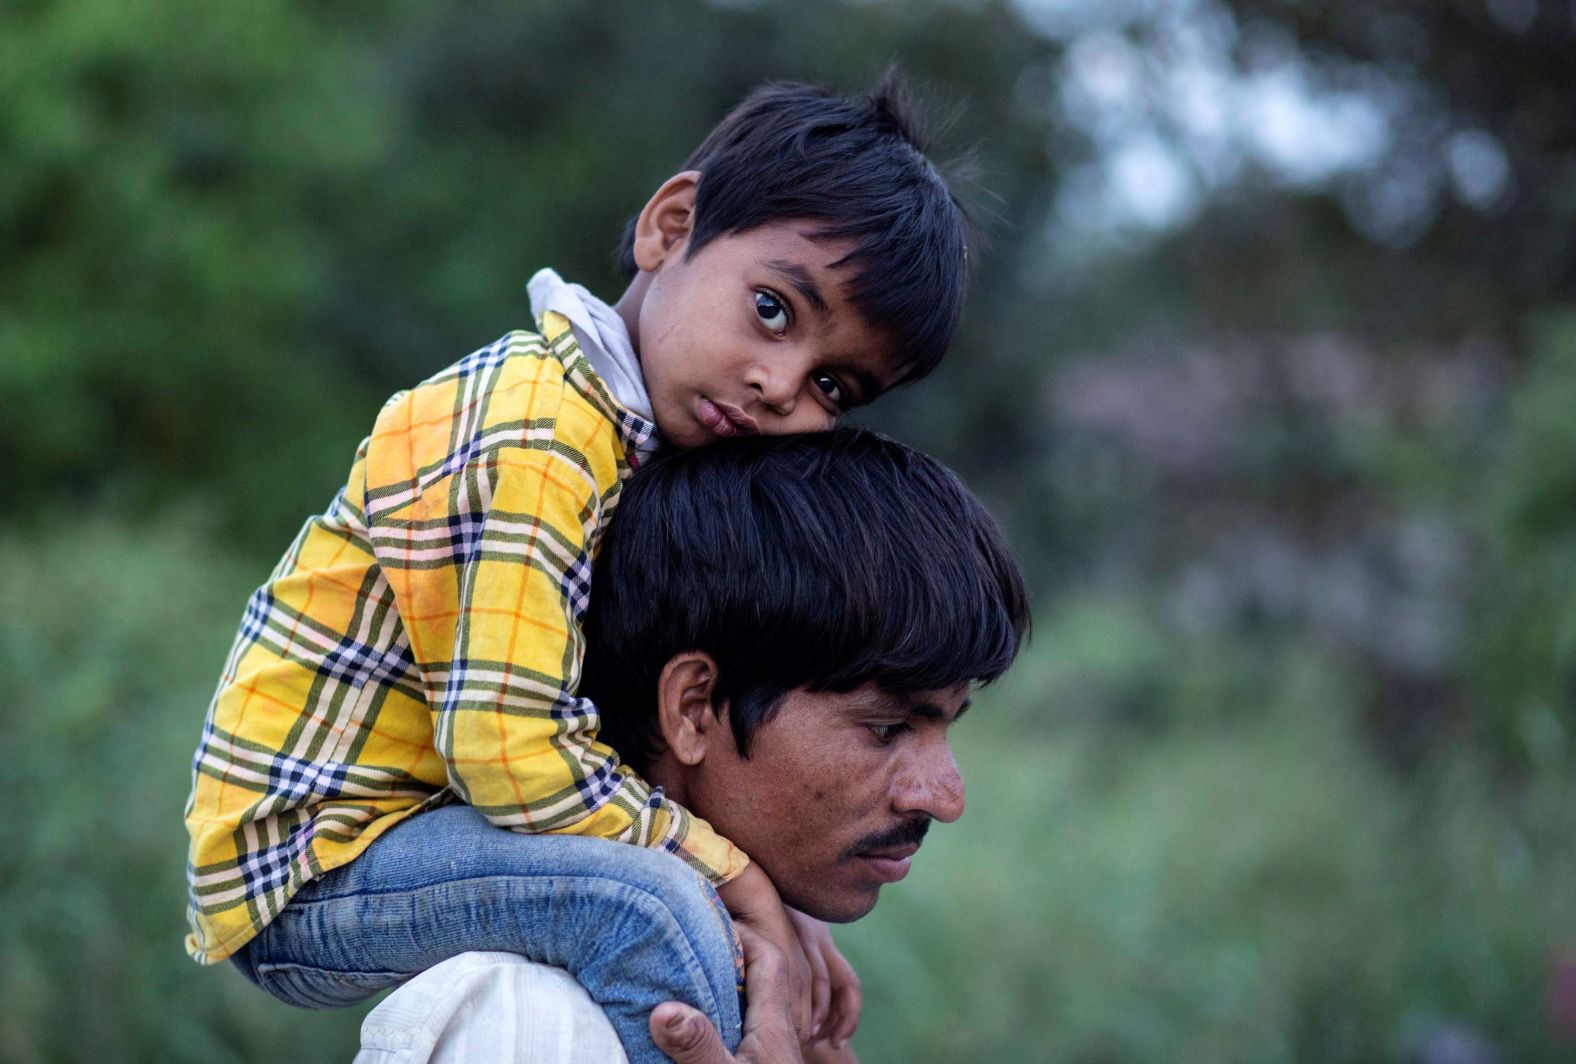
[0,515,363,1060]
[1470,312,1576,773]
[5,0,1576,1060]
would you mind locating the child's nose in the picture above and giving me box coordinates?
[743,352,841,432]
[746,362,799,415]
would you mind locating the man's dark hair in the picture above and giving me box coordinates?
[616,71,972,384]
[579,429,1029,773]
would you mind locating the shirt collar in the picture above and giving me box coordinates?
[527,268,653,424]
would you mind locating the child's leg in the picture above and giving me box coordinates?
[232,804,743,1064]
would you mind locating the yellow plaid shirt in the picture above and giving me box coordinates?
[184,314,747,964]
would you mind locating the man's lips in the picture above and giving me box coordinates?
[697,397,758,437]
[856,843,920,883]
[848,819,931,884]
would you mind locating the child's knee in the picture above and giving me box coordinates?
[576,847,739,978]
[617,847,730,934]
[569,853,742,1045]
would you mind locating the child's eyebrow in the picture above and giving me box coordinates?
[848,369,883,407]
[762,258,830,317]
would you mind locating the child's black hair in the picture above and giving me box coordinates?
[617,71,971,384]
[578,429,1029,773]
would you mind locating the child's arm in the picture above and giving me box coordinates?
[364,330,747,886]
[717,862,814,1038]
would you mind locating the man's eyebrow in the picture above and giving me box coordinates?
[762,258,830,317]
[903,695,973,723]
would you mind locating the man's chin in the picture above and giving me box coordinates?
[778,882,881,924]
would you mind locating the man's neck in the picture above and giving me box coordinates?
[641,752,688,807]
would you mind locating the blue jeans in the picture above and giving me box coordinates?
[230,804,744,1064]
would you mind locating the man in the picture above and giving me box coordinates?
[355,429,1030,1063]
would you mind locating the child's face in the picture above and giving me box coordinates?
[627,187,900,449]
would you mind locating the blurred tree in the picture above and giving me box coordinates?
[1224,0,1576,325]
[1470,311,1576,771]
[0,2,400,540]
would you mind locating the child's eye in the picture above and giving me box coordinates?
[813,373,846,409]
[754,290,790,335]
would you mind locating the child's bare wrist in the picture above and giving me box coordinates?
[718,861,778,918]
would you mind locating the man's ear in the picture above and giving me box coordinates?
[655,650,724,766]
[630,171,700,273]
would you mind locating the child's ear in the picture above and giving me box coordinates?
[631,171,700,272]
[654,649,725,766]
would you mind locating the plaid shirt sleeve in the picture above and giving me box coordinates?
[362,330,747,884]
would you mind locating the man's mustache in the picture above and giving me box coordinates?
[843,817,931,859]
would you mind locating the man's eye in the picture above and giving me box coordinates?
[754,290,790,335]
[869,722,908,744]
[813,373,846,408]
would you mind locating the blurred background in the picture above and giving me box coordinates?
[3,0,1574,1060]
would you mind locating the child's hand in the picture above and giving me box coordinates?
[786,907,862,1051]
[717,863,814,1039]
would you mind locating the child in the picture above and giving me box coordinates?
[185,73,970,1062]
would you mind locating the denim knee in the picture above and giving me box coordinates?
[236,920,407,1010]
[605,844,740,968]
[563,845,743,1052]
[556,843,739,979]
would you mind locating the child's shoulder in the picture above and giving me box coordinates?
[389,315,602,422]
[361,318,626,502]
[416,319,571,393]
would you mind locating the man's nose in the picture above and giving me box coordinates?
[893,742,965,824]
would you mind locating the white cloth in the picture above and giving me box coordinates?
[526,268,652,422]
[355,952,630,1064]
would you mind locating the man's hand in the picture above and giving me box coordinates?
[716,863,814,1038]
[650,924,803,1064]
[786,907,862,1050]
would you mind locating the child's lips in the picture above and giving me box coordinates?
[698,397,758,437]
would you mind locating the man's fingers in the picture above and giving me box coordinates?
[736,926,801,1052]
[791,941,814,1037]
[824,943,862,1046]
[737,924,787,996]
[785,907,839,1043]
[738,924,794,1038]
[806,939,831,1038]
[650,1002,732,1064]
[764,920,812,1038]
[659,931,808,1064]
